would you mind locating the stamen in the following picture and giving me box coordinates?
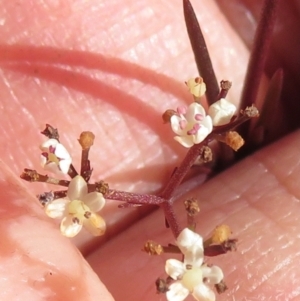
[195,77,202,84]
[72,217,80,224]
[177,105,187,115]
[194,113,203,121]
[84,211,92,219]
[187,128,196,135]
[179,120,187,130]
[49,146,56,153]
[193,123,201,131]
[41,152,48,159]
[187,124,201,135]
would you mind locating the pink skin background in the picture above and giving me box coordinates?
[0,0,299,300]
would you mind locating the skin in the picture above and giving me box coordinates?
[0,0,299,300]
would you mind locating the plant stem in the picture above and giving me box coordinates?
[160,143,204,199]
[161,202,182,238]
[95,188,165,205]
[183,0,219,105]
[80,148,93,182]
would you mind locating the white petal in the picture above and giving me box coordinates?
[42,161,61,174]
[185,103,206,121]
[45,198,69,218]
[177,228,204,254]
[67,175,88,201]
[171,115,185,135]
[60,216,82,237]
[208,98,236,126]
[201,265,224,284]
[193,126,211,145]
[166,282,189,301]
[201,115,213,133]
[54,143,71,160]
[40,155,47,167]
[83,213,106,236]
[40,138,59,150]
[58,158,72,174]
[174,135,194,148]
[165,259,186,280]
[193,283,215,301]
[82,192,105,212]
[184,249,204,267]
[177,228,204,266]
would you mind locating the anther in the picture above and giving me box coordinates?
[177,105,187,115]
[194,114,203,121]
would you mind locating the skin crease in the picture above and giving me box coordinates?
[0,0,299,301]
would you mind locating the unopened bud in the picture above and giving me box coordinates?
[185,77,206,97]
[184,198,200,216]
[95,180,109,195]
[37,191,54,206]
[143,240,163,255]
[211,224,232,244]
[199,146,212,163]
[215,280,228,294]
[241,105,259,118]
[220,80,232,91]
[225,131,244,151]
[41,124,59,140]
[155,278,169,294]
[78,131,95,150]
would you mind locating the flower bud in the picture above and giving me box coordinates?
[78,131,95,150]
[225,131,244,151]
[185,77,206,97]
[208,98,236,126]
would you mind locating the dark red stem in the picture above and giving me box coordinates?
[160,143,203,199]
[161,202,182,238]
[105,189,165,206]
[183,0,219,105]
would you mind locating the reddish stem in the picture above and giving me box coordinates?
[104,189,165,206]
[160,143,204,200]
[161,202,182,238]
[183,0,219,105]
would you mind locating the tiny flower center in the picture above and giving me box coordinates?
[187,123,201,135]
[68,200,90,220]
[182,267,203,292]
[48,152,60,164]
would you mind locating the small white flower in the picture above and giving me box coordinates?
[165,228,224,301]
[45,175,106,237]
[185,77,206,98]
[40,139,72,174]
[171,103,213,148]
[208,98,236,126]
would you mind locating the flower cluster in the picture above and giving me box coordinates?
[165,228,224,301]
[20,74,250,301]
[170,78,236,148]
[20,132,108,238]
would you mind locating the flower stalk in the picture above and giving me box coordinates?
[183,0,219,105]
